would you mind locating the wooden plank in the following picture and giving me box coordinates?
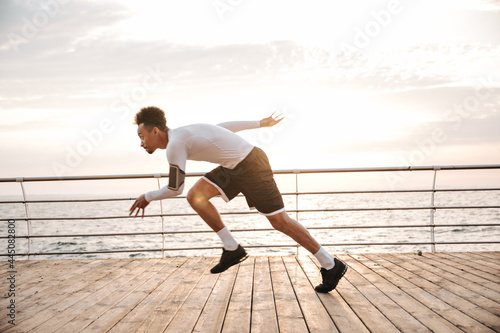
[403,253,500,309]
[19,259,120,301]
[192,265,239,333]
[1,259,141,333]
[296,255,370,333]
[436,252,500,278]
[251,257,279,333]
[339,256,429,332]
[1,259,109,309]
[57,258,171,332]
[222,257,254,333]
[339,254,431,332]
[22,259,155,333]
[305,255,399,333]
[421,253,500,291]
[95,258,197,332]
[364,253,480,332]
[164,258,219,332]
[475,252,500,261]
[456,252,500,274]
[74,258,175,332]
[106,258,188,332]
[352,254,464,333]
[0,259,71,284]
[375,253,496,333]
[134,257,213,333]
[391,253,500,331]
[282,256,339,332]
[268,257,309,333]
[0,260,64,309]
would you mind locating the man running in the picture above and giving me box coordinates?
[129,106,347,293]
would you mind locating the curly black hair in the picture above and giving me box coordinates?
[134,106,168,131]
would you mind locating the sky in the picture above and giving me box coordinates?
[1,0,499,196]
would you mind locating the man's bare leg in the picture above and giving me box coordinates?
[188,178,247,273]
[266,211,321,254]
[266,211,337,272]
[187,178,242,252]
[187,178,226,233]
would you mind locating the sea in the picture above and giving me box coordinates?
[1,188,499,260]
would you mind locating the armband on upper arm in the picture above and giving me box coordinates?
[168,164,185,191]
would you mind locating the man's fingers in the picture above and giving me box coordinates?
[130,199,139,211]
[273,115,284,124]
[130,207,137,217]
[129,200,139,215]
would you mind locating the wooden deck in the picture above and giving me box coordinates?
[1,252,499,332]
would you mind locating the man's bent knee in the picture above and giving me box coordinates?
[187,179,220,208]
[186,189,199,206]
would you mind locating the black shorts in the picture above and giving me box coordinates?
[204,147,285,216]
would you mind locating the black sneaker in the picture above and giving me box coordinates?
[210,245,248,274]
[315,258,348,293]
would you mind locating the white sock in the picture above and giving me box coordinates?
[217,227,238,251]
[314,247,335,270]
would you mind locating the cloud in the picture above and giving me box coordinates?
[335,108,500,154]
[475,0,500,11]
[0,0,131,50]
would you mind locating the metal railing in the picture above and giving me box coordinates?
[1,164,499,259]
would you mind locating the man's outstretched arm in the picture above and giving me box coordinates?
[129,142,187,218]
[218,112,284,133]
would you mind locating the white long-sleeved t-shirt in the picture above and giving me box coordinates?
[145,120,260,202]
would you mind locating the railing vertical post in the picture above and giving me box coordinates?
[294,170,300,255]
[155,175,166,258]
[17,178,31,260]
[430,168,439,252]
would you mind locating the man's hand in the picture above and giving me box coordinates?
[260,111,284,127]
[129,194,150,218]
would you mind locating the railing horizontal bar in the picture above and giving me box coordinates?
[273,165,500,174]
[1,164,499,183]
[0,211,255,221]
[3,205,499,222]
[0,198,138,204]
[287,188,500,196]
[298,206,500,212]
[320,241,500,247]
[3,223,499,239]
[0,244,299,256]
[307,223,500,230]
[3,187,499,204]
[3,240,499,257]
